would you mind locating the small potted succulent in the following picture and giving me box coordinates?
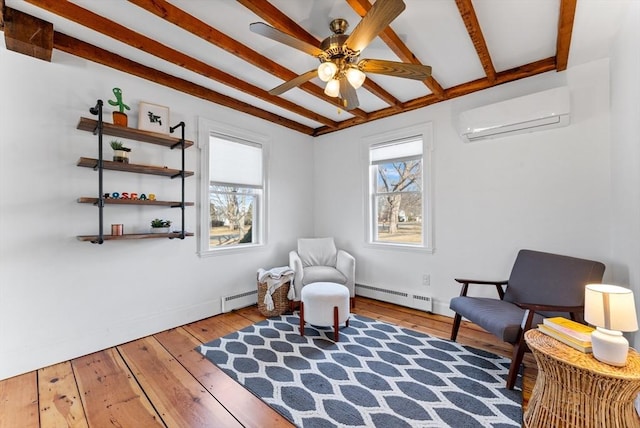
[110,140,131,163]
[150,218,172,233]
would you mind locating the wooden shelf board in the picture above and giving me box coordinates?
[77,197,194,207]
[77,157,194,177]
[77,117,194,148]
[77,232,194,242]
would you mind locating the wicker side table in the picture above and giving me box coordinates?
[524,329,640,428]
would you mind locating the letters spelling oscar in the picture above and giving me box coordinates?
[103,192,156,200]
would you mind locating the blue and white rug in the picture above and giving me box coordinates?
[197,314,522,427]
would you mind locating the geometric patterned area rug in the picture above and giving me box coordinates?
[197,314,522,428]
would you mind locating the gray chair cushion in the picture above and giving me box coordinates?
[449,296,544,344]
[301,266,347,286]
[298,238,337,268]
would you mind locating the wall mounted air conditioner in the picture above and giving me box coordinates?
[458,87,570,142]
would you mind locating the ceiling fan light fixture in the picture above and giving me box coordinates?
[324,79,340,97]
[317,61,338,82]
[346,67,366,89]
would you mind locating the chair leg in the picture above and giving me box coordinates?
[506,334,527,390]
[299,301,305,336]
[333,306,339,342]
[350,297,355,309]
[450,313,462,341]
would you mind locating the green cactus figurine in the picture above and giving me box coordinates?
[108,88,130,113]
[108,87,130,127]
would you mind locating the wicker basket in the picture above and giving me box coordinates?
[257,280,291,317]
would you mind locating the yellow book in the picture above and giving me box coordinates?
[542,317,594,342]
[537,324,592,353]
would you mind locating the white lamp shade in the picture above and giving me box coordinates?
[584,284,638,332]
[346,68,366,89]
[317,62,337,82]
[324,79,340,97]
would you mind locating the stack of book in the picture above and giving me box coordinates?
[537,317,595,353]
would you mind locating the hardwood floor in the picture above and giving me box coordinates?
[0,297,536,427]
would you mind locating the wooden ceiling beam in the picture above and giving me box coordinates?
[128,0,354,121]
[3,7,53,62]
[53,32,314,135]
[455,0,496,83]
[556,0,577,71]
[24,0,335,128]
[345,0,444,98]
[238,0,401,112]
[0,0,5,29]
[313,57,556,136]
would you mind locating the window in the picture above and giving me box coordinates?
[366,124,432,250]
[198,119,267,255]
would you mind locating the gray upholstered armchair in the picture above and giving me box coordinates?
[289,237,355,307]
[449,249,605,389]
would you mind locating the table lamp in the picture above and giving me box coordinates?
[584,284,638,366]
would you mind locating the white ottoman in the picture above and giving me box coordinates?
[299,282,350,342]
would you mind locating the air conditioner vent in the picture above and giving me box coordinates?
[459,87,570,142]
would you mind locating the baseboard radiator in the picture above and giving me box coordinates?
[355,284,433,313]
[221,289,258,313]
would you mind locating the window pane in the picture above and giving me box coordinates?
[375,193,423,244]
[209,184,257,247]
[366,124,432,250]
[376,160,422,193]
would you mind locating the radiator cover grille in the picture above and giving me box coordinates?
[355,284,432,312]
[221,289,258,313]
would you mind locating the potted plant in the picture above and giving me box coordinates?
[150,218,172,233]
[110,140,131,163]
[107,87,130,127]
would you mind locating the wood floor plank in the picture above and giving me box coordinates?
[234,305,269,323]
[38,362,88,428]
[216,311,256,331]
[0,372,39,428]
[185,316,241,343]
[155,327,294,428]
[118,337,242,428]
[71,349,164,427]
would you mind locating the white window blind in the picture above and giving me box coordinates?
[370,138,422,165]
[209,136,262,187]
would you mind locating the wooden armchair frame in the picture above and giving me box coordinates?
[451,278,584,390]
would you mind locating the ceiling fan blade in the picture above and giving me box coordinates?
[345,0,406,53]
[269,69,318,96]
[250,22,323,57]
[359,59,432,80]
[339,78,360,110]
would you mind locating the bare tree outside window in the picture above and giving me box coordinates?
[209,185,255,246]
[377,160,422,234]
[371,144,424,245]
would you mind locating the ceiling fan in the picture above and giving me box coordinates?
[250,0,432,111]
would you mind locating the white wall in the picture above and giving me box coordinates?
[314,59,613,316]
[610,1,640,347]
[0,46,314,379]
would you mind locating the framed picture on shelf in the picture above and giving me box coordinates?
[138,102,169,134]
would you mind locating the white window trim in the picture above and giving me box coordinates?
[197,117,270,257]
[361,123,434,253]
